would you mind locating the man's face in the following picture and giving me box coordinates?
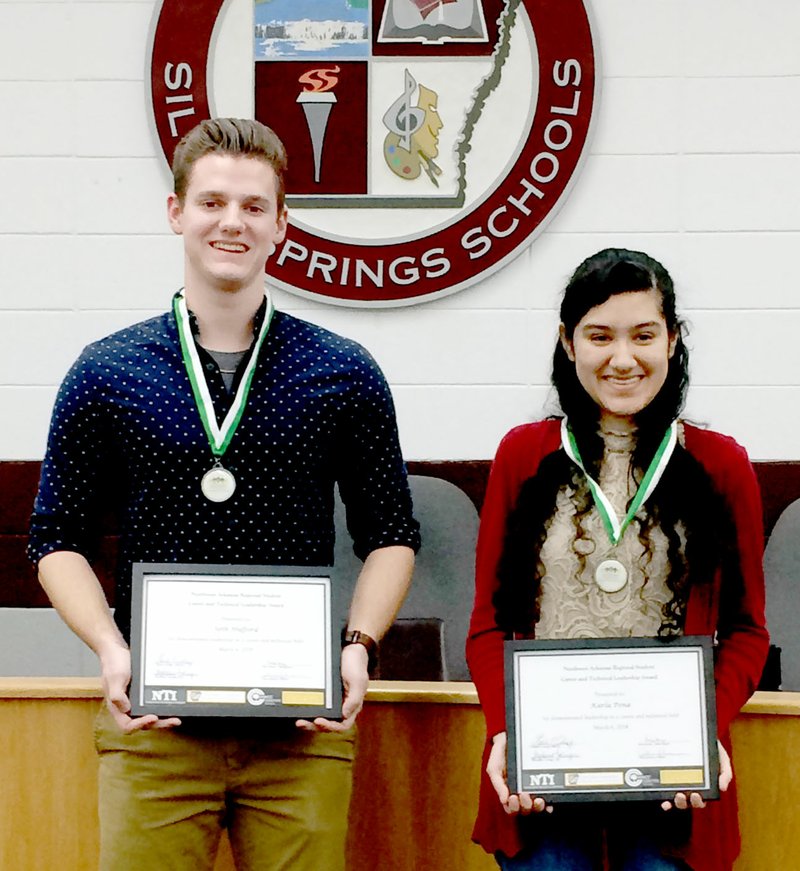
[415,85,442,160]
[167,153,287,294]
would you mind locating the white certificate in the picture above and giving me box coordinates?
[129,563,344,719]
[505,637,719,801]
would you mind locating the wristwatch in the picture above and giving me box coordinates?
[341,629,379,674]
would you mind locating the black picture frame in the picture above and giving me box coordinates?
[129,562,346,719]
[504,636,719,802]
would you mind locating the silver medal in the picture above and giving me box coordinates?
[594,558,628,593]
[201,465,236,502]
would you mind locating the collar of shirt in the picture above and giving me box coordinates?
[186,296,268,419]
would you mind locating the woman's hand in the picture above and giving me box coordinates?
[661,739,732,811]
[487,732,553,815]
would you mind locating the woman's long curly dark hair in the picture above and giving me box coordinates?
[493,249,740,637]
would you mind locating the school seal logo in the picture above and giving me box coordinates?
[149,0,598,306]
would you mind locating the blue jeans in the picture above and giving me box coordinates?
[496,807,692,871]
[498,837,690,870]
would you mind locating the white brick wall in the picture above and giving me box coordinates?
[1,0,798,462]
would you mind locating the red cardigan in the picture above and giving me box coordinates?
[465,420,769,871]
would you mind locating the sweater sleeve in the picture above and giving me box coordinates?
[686,429,769,734]
[466,424,557,738]
[711,440,769,733]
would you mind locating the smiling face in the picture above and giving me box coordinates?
[560,289,677,430]
[167,153,287,296]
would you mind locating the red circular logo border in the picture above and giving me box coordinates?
[150,0,598,306]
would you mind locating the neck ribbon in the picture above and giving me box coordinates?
[560,418,678,547]
[173,288,275,458]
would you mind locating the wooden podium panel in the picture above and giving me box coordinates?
[344,691,495,871]
[1,681,797,871]
[728,693,800,871]
[0,684,100,871]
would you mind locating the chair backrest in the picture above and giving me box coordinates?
[763,498,800,690]
[335,475,479,681]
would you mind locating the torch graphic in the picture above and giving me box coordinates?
[297,66,340,184]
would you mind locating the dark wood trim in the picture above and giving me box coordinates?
[5,459,800,608]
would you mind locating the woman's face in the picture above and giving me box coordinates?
[560,289,676,428]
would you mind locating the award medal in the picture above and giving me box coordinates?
[561,419,678,593]
[594,559,628,593]
[174,289,275,503]
[200,463,237,503]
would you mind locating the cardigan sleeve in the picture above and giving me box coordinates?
[711,441,769,733]
[685,429,769,734]
[466,432,517,737]
[466,422,560,738]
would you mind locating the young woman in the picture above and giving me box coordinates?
[466,249,768,871]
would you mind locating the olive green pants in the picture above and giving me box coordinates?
[94,707,355,871]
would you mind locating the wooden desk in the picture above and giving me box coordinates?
[1,681,797,871]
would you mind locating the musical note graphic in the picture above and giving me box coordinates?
[383,70,443,186]
[382,70,425,151]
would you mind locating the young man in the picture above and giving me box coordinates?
[28,118,420,870]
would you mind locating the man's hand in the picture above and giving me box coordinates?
[99,641,181,733]
[296,545,413,733]
[661,739,732,811]
[487,731,553,816]
[296,643,369,733]
[37,551,181,732]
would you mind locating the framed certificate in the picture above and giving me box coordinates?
[505,636,719,801]
[129,563,345,719]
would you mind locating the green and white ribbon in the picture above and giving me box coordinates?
[173,289,275,457]
[560,418,678,546]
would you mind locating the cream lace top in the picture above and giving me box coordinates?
[537,426,683,639]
